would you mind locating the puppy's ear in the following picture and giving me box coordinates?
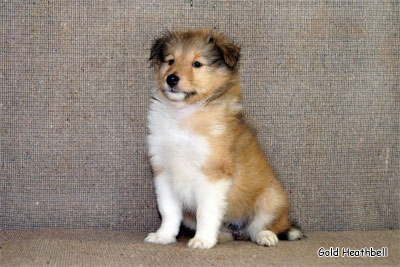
[214,35,240,69]
[149,36,168,63]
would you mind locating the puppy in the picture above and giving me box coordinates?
[145,29,302,249]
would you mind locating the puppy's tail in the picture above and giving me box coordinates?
[277,222,304,241]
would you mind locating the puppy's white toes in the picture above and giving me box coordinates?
[188,237,216,249]
[144,232,176,245]
[255,230,279,247]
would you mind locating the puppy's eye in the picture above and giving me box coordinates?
[192,61,202,68]
[168,59,174,65]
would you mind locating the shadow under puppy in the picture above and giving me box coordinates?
[145,29,302,249]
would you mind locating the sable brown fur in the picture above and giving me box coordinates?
[147,29,302,247]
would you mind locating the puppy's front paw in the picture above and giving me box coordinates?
[255,230,278,247]
[188,237,216,249]
[144,232,176,245]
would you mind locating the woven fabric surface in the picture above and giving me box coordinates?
[0,1,398,232]
[1,230,399,266]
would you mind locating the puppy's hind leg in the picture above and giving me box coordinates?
[247,187,291,247]
[247,212,279,247]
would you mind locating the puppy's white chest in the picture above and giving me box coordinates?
[147,100,210,183]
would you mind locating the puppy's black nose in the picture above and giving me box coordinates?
[166,74,179,87]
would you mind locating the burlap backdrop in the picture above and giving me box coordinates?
[1,1,398,232]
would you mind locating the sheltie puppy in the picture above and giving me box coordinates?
[145,29,302,249]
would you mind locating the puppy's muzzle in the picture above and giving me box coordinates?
[166,74,179,87]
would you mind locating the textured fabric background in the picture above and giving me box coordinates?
[1,230,399,266]
[1,1,398,232]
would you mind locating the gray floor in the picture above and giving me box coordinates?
[1,229,399,266]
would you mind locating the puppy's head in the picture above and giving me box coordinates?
[149,29,240,103]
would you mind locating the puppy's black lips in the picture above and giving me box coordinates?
[165,87,196,98]
[184,91,197,99]
[167,87,180,93]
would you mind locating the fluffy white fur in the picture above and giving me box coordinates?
[145,94,232,249]
[247,213,276,246]
[287,228,303,241]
